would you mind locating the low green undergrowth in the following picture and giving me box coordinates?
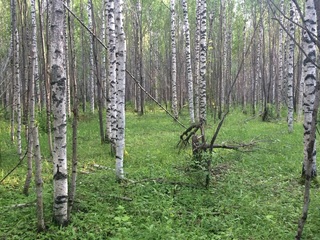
[0,107,319,239]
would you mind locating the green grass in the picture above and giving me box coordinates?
[0,107,320,239]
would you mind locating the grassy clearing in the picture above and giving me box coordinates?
[0,107,320,239]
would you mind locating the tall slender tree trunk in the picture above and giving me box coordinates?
[10,0,16,144]
[287,1,295,133]
[170,0,178,119]
[301,0,317,179]
[106,0,117,149]
[90,1,105,143]
[138,1,144,115]
[276,0,284,118]
[88,0,95,113]
[80,1,86,113]
[242,24,247,111]
[11,0,22,157]
[199,0,207,122]
[64,1,71,117]
[101,2,107,109]
[220,0,226,115]
[51,0,68,226]
[297,43,304,122]
[182,0,195,123]
[194,0,201,122]
[30,0,45,230]
[67,0,78,218]
[115,0,126,180]
[296,1,318,237]
[38,0,53,156]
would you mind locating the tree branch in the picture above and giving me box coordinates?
[126,70,187,129]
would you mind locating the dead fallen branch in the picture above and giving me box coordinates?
[198,142,257,152]
[177,120,205,152]
[109,195,133,201]
[92,164,134,183]
[126,70,187,129]
[126,177,199,188]
[92,164,115,171]
[2,202,36,209]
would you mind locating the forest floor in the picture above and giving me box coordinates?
[0,105,320,239]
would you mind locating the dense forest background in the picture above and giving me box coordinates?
[1,0,315,119]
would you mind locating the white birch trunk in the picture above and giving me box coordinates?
[30,0,45,230]
[170,0,178,119]
[199,0,207,122]
[221,0,226,111]
[11,0,22,157]
[242,24,247,110]
[287,1,295,133]
[106,0,117,146]
[15,28,22,157]
[182,0,195,123]
[10,0,17,149]
[66,3,78,218]
[51,0,68,226]
[64,1,71,117]
[302,0,317,177]
[88,0,95,113]
[101,2,107,109]
[257,17,263,114]
[194,0,201,122]
[115,0,126,180]
[297,55,305,122]
[277,0,284,118]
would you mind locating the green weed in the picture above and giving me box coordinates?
[0,107,319,239]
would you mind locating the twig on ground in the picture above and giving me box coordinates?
[2,202,36,209]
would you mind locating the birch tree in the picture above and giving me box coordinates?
[170,0,178,119]
[106,0,117,148]
[64,1,71,117]
[199,0,207,122]
[88,0,95,113]
[30,0,45,230]
[11,0,22,157]
[51,0,68,226]
[194,0,201,122]
[10,0,15,143]
[287,1,295,133]
[296,1,318,236]
[182,0,195,123]
[38,0,53,156]
[115,0,126,180]
[101,2,107,109]
[301,0,317,179]
[67,0,78,218]
[220,0,226,115]
[276,0,284,118]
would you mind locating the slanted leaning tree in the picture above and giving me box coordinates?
[50,0,68,226]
